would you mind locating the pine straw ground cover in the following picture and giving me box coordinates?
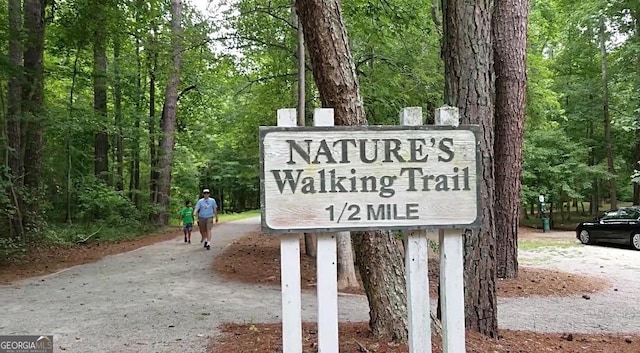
[209,231,640,353]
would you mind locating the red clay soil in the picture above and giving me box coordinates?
[210,322,640,353]
[0,227,182,284]
[212,232,609,298]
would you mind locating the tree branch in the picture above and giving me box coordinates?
[235,73,296,96]
[178,85,197,101]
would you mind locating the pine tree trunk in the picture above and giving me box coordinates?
[296,0,408,341]
[443,0,498,337]
[22,0,45,191]
[493,0,528,279]
[152,0,183,225]
[92,0,109,182]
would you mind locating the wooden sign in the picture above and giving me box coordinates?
[260,125,481,233]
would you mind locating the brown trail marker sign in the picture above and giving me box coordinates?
[260,107,479,353]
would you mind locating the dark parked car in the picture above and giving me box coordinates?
[575,207,640,250]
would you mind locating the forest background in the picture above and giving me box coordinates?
[0,0,639,258]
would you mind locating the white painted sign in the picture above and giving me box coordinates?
[260,126,480,232]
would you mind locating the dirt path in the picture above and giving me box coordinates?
[2,221,639,353]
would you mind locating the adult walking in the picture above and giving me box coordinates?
[194,188,219,250]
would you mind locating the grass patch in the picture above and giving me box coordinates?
[519,239,579,251]
[218,209,261,222]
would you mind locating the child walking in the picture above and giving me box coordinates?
[180,200,194,243]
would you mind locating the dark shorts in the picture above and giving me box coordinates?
[183,223,193,231]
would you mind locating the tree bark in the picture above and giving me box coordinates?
[92,0,109,182]
[152,0,183,225]
[600,17,616,210]
[296,0,408,341]
[443,0,498,337]
[22,0,45,191]
[493,0,528,279]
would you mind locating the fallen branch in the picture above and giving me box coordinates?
[431,311,443,337]
[353,339,371,353]
[76,227,102,244]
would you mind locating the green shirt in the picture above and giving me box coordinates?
[180,207,194,224]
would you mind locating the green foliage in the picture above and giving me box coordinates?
[75,177,141,224]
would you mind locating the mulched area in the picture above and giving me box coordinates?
[0,227,182,284]
[212,232,609,298]
[209,231,631,352]
[210,322,640,353]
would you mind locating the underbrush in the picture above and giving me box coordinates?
[42,221,161,245]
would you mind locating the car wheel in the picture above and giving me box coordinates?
[632,233,640,251]
[578,229,592,245]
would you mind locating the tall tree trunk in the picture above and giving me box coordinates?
[129,6,144,207]
[92,0,109,182]
[293,2,317,258]
[113,37,124,191]
[599,17,616,210]
[493,0,528,279]
[148,38,159,205]
[7,0,24,237]
[22,0,45,193]
[443,0,498,337]
[296,0,408,341]
[66,48,81,223]
[152,0,183,225]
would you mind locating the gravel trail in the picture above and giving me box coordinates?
[0,217,367,353]
[2,221,639,353]
[498,230,640,333]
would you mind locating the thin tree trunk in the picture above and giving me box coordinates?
[599,17,616,210]
[148,44,159,205]
[129,9,143,207]
[336,232,359,290]
[493,0,528,279]
[66,48,81,223]
[22,0,45,192]
[7,0,24,237]
[443,0,498,337]
[92,0,109,182]
[114,37,124,191]
[8,0,22,180]
[152,0,183,225]
[296,0,408,341]
[293,3,317,258]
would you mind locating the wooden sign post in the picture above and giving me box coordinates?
[260,107,477,353]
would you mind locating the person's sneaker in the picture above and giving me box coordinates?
[184,236,187,243]
[204,241,208,249]
[206,243,211,250]
[188,239,191,244]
